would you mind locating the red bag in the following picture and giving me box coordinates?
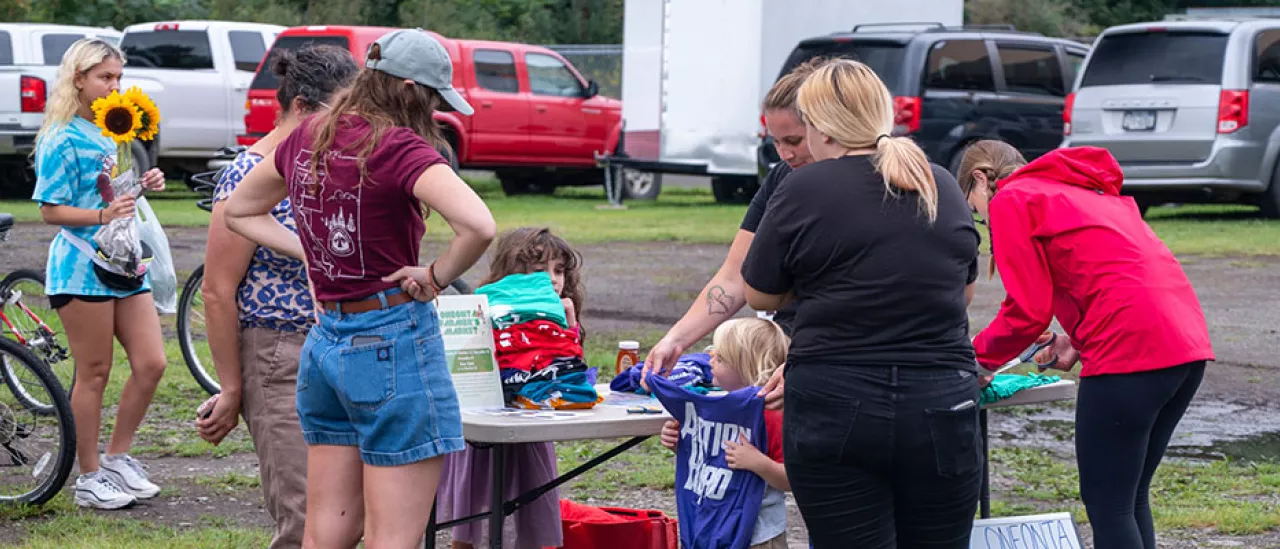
[560,500,679,549]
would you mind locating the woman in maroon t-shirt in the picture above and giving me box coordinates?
[225,29,496,547]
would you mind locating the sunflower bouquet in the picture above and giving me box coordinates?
[91,87,160,177]
[90,87,161,274]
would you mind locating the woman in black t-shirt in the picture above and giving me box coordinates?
[742,59,982,549]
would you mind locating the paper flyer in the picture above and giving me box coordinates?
[437,295,506,410]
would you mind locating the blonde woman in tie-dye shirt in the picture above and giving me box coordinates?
[32,38,167,511]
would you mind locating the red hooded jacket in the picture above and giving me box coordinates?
[973,147,1214,377]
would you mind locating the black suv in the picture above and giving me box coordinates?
[760,23,1090,178]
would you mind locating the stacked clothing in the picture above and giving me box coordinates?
[611,353,716,395]
[477,272,602,410]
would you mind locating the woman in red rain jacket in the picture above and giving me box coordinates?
[959,140,1214,549]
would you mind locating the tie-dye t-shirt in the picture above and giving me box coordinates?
[31,117,149,297]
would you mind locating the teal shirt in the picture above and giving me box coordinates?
[476,271,568,329]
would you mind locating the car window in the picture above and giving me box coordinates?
[474,49,519,93]
[228,30,267,73]
[527,52,583,97]
[249,35,350,90]
[1255,30,1280,83]
[925,40,996,92]
[1081,31,1228,87]
[996,44,1064,96]
[778,41,906,95]
[1065,51,1086,89]
[121,30,214,70]
[42,33,85,65]
[0,31,11,66]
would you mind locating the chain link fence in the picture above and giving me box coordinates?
[548,44,623,98]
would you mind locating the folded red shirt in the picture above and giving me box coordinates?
[494,320,583,371]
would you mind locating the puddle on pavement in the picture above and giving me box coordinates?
[1166,431,1280,463]
[987,400,1280,463]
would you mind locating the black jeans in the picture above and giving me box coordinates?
[1077,361,1206,549]
[784,364,982,549]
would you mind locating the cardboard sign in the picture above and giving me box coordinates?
[436,295,505,410]
[970,512,1082,549]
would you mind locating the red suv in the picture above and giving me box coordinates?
[243,26,625,196]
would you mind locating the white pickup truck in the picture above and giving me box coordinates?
[0,23,122,197]
[120,20,283,179]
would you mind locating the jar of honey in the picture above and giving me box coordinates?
[616,340,640,375]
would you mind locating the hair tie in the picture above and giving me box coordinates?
[875,134,891,146]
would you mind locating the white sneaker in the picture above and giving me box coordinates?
[99,454,160,499]
[74,472,137,510]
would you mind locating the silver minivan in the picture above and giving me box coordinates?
[1063,20,1280,217]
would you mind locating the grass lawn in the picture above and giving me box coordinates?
[5,180,1276,255]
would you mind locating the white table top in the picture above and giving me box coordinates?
[461,380,1078,444]
[461,385,671,444]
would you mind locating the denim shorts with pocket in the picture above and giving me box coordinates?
[296,292,465,466]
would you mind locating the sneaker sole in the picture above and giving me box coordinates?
[75,490,137,510]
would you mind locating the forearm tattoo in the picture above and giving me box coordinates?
[706,284,737,317]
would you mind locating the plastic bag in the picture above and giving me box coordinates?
[136,196,177,314]
[92,171,143,274]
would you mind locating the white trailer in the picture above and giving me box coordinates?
[611,0,963,202]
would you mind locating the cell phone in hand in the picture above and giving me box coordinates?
[196,394,220,420]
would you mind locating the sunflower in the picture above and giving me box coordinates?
[91,92,142,145]
[123,87,160,141]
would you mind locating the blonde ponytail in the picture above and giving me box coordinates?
[35,38,125,153]
[796,59,940,223]
[875,135,939,223]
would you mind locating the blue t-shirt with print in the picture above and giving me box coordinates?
[32,117,149,297]
[648,374,767,549]
[212,150,313,333]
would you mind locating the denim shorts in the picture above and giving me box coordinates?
[296,291,465,466]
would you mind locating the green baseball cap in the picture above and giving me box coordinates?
[366,29,474,116]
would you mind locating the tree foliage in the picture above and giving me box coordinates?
[8,0,1270,44]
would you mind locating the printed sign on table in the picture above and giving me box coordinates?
[437,295,505,410]
[970,512,1082,549]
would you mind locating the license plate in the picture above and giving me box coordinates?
[1122,110,1157,132]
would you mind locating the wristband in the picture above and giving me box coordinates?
[98,209,104,225]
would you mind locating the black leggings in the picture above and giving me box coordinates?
[1076,361,1205,549]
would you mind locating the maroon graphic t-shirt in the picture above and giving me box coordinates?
[274,115,448,302]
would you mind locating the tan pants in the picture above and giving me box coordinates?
[751,533,788,549]
[240,327,309,549]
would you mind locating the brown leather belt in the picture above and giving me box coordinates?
[321,291,413,314]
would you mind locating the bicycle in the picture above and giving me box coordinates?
[0,215,77,506]
[0,215,74,414]
[177,150,475,395]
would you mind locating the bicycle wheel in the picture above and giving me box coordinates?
[177,265,219,395]
[0,337,75,506]
[448,279,473,295]
[0,270,73,413]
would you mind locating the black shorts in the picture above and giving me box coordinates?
[49,290,151,310]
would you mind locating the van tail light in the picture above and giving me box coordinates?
[758,113,767,139]
[1063,93,1075,135]
[20,76,46,113]
[1217,90,1248,134]
[893,96,921,134]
